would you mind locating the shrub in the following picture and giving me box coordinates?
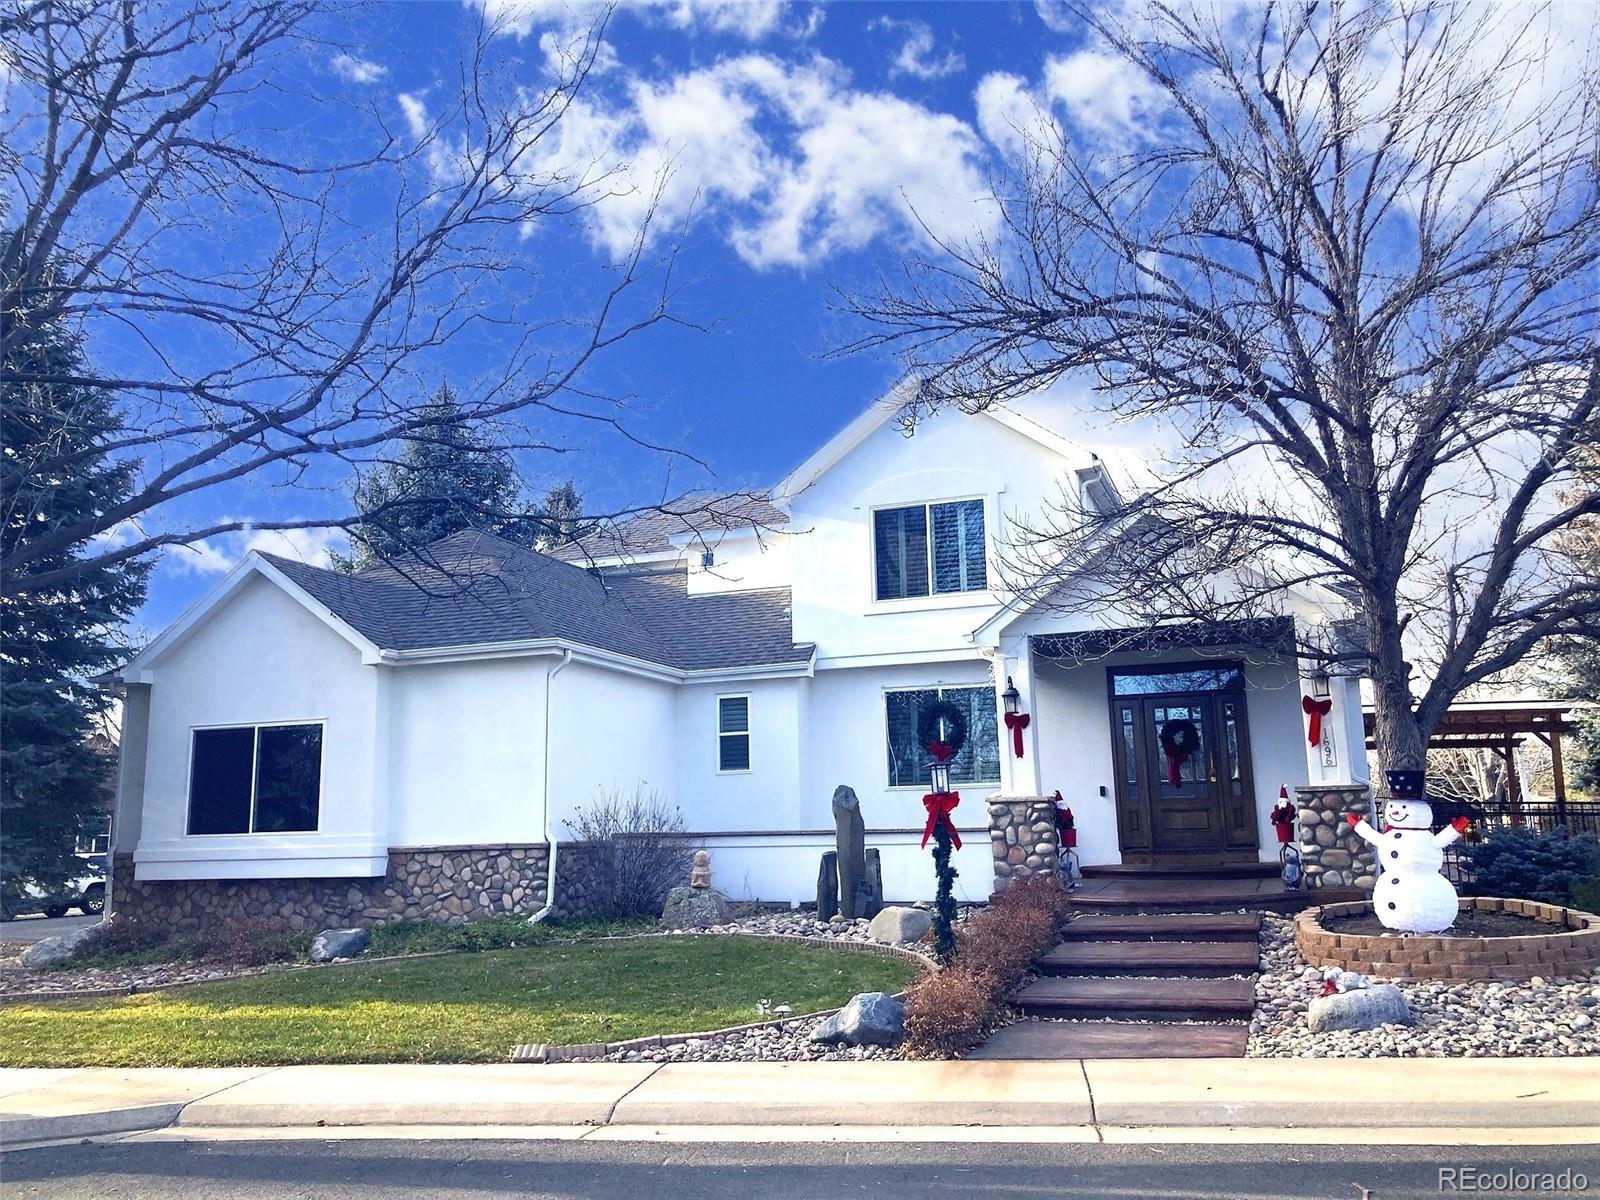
[901,873,1072,1058]
[1571,877,1600,917]
[902,965,1000,1057]
[564,786,696,916]
[62,913,200,970]
[201,916,296,967]
[1460,826,1600,906]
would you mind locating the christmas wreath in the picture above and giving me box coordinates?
[1158,717,1200,787]
[917,699,969,762]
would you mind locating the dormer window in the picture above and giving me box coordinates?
[873,499,986,600]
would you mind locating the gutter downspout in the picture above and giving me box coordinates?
[527,649,573,924]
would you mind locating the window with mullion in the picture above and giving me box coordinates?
[885,685,1001,788]
[187,723,322,835]
[874,500,986,600]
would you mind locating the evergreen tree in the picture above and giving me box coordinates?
[337,385,589,570]
[1,278,150,912]
[1554,451,1600,794]
[533,480,591,552]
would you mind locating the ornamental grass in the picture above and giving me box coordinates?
[902,872,1071,1058]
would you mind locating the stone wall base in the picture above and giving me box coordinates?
[1295,784,1378,891]
[111,843,620,931]
[989,797,1062,894]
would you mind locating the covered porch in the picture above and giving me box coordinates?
[987,616,1369,871]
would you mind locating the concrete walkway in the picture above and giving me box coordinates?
[3,1059,1598,1145]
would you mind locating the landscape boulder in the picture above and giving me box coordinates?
[310,927,371,963]
[661,886,731,929]
[20,923,103,969]
[867,905,932,945]
[809,991,906,1047]
[1307,983,1411,1033]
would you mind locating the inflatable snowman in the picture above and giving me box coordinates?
[1347,770,1469,934]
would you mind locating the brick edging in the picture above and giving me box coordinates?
[508,932,934,1063]
[1294,896,1600,981]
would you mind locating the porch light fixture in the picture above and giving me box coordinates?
[1002,677,1021,716]
[1311,670,1331,698]
[930,757,952,797]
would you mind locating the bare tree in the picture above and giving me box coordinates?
[0,0,713,595]
[845,0,1600,776]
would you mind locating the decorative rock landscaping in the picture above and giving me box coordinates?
[1251,913,1600,1057]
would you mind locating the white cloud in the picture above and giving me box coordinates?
[511,53,997,269]
[170,526,348,577]
[975,71,1053,159]
[871,18,964,82]
[471,0,789,42]
[1041,49,1166,149]
[330,52,388,84]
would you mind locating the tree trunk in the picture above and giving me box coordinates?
[1365,605,1428,781]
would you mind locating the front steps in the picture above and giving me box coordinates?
[968,903,1264,1061]
[1068,875,1360,913]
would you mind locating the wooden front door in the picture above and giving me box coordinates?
[1108,663,1259,857]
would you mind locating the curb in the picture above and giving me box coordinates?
[0,1102,188,1144]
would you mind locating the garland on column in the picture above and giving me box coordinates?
[918,698,968,960]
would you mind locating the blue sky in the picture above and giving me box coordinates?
[130,0,1119,631]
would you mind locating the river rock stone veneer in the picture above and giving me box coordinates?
[111,841,614,931]
[989,798,1061,892]
[1295,784,1377,891]
[1295,898,1600,981]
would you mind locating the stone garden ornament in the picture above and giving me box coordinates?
[1348,770,1468,933]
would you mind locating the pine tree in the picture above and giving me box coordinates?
[1554,451,1600,795]
[1,277,150,913]
[337,385,590,570]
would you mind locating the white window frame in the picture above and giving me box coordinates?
[882,683,1002,791]
[716,693,752,775]
[184,719,326,836]
[868,495,990,605]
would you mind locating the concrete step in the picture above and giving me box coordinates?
[1015,976,1256,1021]
[966,1020,1251,1060]
[1060,912,1261,943]
[1036,940,1259,978]
[1069,878,1361,913]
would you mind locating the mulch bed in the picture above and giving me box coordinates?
[1323,909,1566,938]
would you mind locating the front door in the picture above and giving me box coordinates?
[1108,663,1259,857]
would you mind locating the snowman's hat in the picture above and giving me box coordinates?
[1385,769,1426,799]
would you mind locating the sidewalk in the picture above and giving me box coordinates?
[3,1059,1598,1146]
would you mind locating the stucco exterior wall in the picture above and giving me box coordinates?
[133,575,386,881]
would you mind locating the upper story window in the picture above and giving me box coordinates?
[717,695,751,772]
[187,723,323,835]
[873,499,987,601]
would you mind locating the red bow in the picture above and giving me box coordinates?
[927,740,955,763]
[1004,712,1030,757]
[1302,695,1332,746]
[920,791,962,849]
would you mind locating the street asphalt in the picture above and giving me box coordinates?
[0,915,99,945]
[3,1138,1597,1199]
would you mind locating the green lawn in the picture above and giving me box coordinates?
[0,937,919,1067]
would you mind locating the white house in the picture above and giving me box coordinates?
[107,389,1369,928]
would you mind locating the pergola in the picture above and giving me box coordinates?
[1363,699,1582,821]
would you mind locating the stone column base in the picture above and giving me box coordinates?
[988,797,1062,894]
[1295,784,1377,891]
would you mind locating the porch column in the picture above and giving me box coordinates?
[1298,669,1367,785]
[994,636,1041,796]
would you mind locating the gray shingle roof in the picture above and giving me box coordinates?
[259,530,811,673]
[556,492,788,562]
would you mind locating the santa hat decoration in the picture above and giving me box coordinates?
[1269,785,1297,844]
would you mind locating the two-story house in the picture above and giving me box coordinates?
[106,388,1369,928]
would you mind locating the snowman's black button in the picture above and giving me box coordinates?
[1390,876,1399,884]
[1392,832,1402,839]
[1387,902,1396,910]
[1390,851,1399,859]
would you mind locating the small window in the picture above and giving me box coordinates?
[873,500,986,600]
[187,723,322,835]
[717,696,750,772]
[701,548,715,568]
